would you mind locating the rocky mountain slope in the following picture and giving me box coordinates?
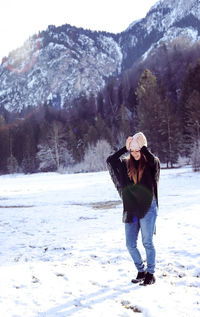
[0,25,122,112]
[0,0,200,112]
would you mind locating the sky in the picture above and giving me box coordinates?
[0,0,158,61]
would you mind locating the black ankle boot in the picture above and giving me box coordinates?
[131,271,146,284]
[139,272,155,286]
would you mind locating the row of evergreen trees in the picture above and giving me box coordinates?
[0,57,200,174]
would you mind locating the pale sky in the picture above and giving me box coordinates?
[0,0,158,61]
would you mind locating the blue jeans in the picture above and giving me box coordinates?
[125,198,157,274]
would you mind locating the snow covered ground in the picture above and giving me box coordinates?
[0,167,200,317]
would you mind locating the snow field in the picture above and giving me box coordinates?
[0,168,200,316]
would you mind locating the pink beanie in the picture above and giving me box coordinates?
[130,132,147,150]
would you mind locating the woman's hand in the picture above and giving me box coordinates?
[136,133,147,149]
[126,136,133,151]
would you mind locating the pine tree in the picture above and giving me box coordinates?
[118,105,131,136]
[0,116,10,173]
[184,90,200,146]
[136,69,181,166]
[97,92,104,116]
[21,120,38,173]
[191,140,200,171]
[104,77,118,119]
[179,60,200,156]
[117,83,124,108]
[136,69,162,156]
[85,125,99,145]
[95,113,112,144]
[66,127,79,162]
[7,155,19,174]
[158,94,181,167]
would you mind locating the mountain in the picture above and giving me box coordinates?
[0,25,122,112]
[0,0,200,112]
[118,0,200,70]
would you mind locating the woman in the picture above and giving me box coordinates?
[106,132,160,286]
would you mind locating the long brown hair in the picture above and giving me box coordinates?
[126,153,146,184]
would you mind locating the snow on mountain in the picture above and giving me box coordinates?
[126,19,142,32]
[119,0,200,69]
[0,26,122,112]
[146,0,200,32]
[0,0,200,112]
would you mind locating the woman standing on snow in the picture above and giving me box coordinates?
[106,132,160,286]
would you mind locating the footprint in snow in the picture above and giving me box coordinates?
[32,276,40,283]
[121,300,142,313]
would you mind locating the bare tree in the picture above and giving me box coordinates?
[36,121,73,171]
[192,140,200,172]
[7,155,19,173]
[71,139,112,173]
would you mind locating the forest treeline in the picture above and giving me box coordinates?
[0,39,200,174]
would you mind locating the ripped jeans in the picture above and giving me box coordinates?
[125,198,157,274]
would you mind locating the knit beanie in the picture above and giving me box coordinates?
[130,132,147,150]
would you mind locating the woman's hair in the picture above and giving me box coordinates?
[126,153,146,184]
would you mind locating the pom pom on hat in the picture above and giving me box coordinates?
[130,132,147,150]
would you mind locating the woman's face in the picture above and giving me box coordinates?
[130,149,141,161]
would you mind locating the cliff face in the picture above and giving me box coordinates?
[119,0,200,70]
[0,25,122,111]
[0,0,200,112]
